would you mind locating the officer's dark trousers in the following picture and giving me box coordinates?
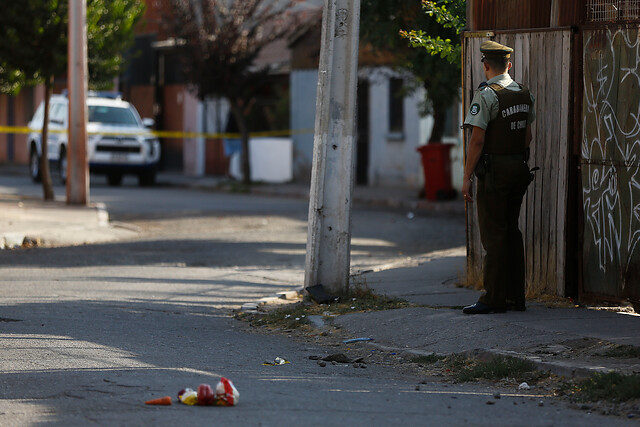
[476,157,530,308]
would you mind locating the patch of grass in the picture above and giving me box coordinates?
[442,354,541,383]
[330,277,411,314]
[262,306,311,329]
[329,292,410,314]
[601,344,640,359]
[411,354,446,365]
[569,372,640,403]
[237,304,312,329]
[235,282,411,330]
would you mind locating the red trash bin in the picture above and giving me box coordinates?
[416,143,455,201]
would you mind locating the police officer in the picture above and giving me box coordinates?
[462,40,536,314]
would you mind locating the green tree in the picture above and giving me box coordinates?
[360,0,465,143]
[0,0,145,200]
[88,0,146,89]
[163,0,301,185]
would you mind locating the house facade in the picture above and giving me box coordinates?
[289,13,463,189]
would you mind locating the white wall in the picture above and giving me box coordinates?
[290,67,459,190]
[366,68,424,189]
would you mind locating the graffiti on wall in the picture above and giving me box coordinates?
[582,27,640,297]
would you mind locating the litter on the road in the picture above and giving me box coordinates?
[343,337,373,343]
[176,378,239,406]
[518,382,531,390]
[263,357,290,366]
[145,396,172,405]
[321,353,364,364]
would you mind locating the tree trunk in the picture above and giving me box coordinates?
[230,100,251,185]
[428,105,447,144]
[41,78,55,201]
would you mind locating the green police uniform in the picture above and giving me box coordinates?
[464,41,536,311]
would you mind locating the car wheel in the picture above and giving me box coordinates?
[59,147,67,184]
[29,147,42,183]
[107,173,123,187]
[138,170,156,187]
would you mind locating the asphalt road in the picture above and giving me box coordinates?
[0,173,632,425]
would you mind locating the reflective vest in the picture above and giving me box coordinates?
[484,83,532,155]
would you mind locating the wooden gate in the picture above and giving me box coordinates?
[581,25,640,307]
[463,29,573,296]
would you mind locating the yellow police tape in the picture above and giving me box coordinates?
[0,125,313,139]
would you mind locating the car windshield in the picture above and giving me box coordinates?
[88,105,139,126]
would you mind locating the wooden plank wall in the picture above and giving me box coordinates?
[463,30,572,296]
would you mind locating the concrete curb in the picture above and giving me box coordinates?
[241,288,304,312]
[237,294,633,380]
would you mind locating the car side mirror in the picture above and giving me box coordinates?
[142,118,155,128]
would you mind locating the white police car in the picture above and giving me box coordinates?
[27,92,161,186]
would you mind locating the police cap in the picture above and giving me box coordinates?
[480,40,513,58]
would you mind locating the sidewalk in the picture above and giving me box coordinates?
[336,253,640,378]
[2,169,638,380]
[0,195,136,249]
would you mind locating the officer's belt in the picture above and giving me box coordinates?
[483,152,528,161]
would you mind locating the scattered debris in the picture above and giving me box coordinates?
[145,396,172,405]
[519,382,531,390]
[486,400,495,405]
[321,353,364,364]
[178,388,198,405]
[177,378,239,406]
[318,361,327,367]
[494,392,501,399]
[263,357,289,366]
[343,337,373,344]
[306,284,339,304]
[22,236,43,248]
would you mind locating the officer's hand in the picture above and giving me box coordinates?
[462,179,474,203]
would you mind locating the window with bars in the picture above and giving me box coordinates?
[587,0,640,21]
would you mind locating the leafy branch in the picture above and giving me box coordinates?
[400,0,466,65]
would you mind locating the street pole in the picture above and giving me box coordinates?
[304,0,361,295]
[67,0,89,205]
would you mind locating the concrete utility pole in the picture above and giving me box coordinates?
[304,0,361,295]
[67,0,89,205]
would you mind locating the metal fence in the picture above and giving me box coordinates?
[587,0,640,21]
